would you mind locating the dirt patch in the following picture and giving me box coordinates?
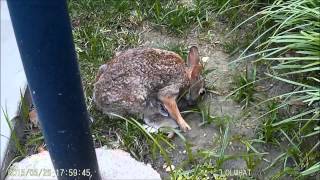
[138,25,287,179]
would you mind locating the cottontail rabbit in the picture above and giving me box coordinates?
[93,46,204,132]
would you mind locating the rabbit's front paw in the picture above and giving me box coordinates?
[180,121,191,132]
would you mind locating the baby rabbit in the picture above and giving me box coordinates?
[93,46,204,132]
[142,98,178,138]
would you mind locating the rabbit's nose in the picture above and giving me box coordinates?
[187,100,197,106]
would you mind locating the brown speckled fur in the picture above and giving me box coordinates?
[93,47,203,131]
[93,48,190,116]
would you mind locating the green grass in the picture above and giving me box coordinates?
[173,122,231,179]
[230,65,257,109]
[2,97,29,177]
[230,0,320,178]
[2,108,26,157]
[174,162,218,180]
[259,100,281,144]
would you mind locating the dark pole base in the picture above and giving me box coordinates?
[7,0,101,179]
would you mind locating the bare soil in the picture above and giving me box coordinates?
[139,23,287,179]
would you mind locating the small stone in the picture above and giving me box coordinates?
[162,163,167,169]
[163,163,175,172]
[201,57,209,63]
[182,150,186,154]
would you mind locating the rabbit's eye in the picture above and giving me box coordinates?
[199,88,205,96]
[159,104,169,117]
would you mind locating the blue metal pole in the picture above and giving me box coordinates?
[7,0,101,179]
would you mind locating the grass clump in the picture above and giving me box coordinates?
[230,65,257,109]
[174,163,218,180]
[173,123,231,179]
[231,0,320,178]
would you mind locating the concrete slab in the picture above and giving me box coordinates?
[5,147,161,180]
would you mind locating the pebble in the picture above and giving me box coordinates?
[201,56,209,63]
[163,163,175,172]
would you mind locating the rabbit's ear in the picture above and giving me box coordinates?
[187,46,200,67]
[191,64,202,80]
[187,46,202,80]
